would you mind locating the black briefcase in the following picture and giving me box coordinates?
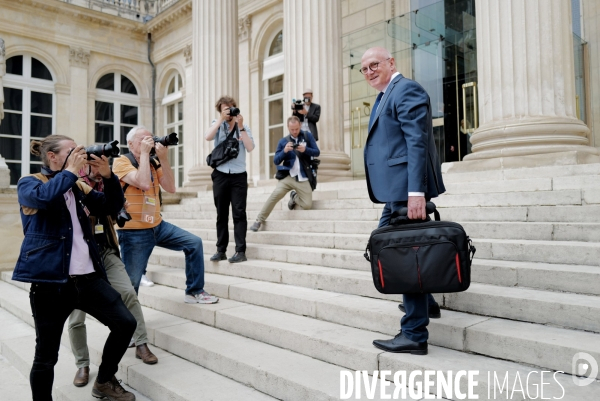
[364,203,475,295]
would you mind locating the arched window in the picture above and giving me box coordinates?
[263,30,284,178]
[94,73,139,155]
[161,72,184,187]
[1,55,55,185]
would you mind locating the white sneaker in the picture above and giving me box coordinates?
[184,290,219,304]
[140,274,154,287]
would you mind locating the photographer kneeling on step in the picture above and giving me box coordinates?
[251,116,320,232]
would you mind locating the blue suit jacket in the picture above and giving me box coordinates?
[364,74,445,203]
[273,131,320,179]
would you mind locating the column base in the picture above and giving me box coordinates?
[444,150,600,174]
[183,164,214,191]
[317,151,353,182]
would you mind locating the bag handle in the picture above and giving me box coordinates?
[390,201,439,225]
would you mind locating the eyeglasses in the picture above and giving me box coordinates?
[359,58,391,75]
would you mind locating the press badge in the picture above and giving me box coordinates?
[141,195,156,224]
[94,224,104,234]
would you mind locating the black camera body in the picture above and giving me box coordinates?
[116,206,132,228]
[291,143,300,149]
[225,140,239,159]
[292,99,304,111]
[150,133,178,156]
[85,140,120,160]
[229,107,240,117]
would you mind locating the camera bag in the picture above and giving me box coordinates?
[206,122,240,168]
[364,202,475,295]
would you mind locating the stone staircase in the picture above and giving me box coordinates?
[1,164,600,400]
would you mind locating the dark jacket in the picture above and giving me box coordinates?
[273,130,320,179]
[364,74,445,203]
[293,103,321,141]
[12,170,125,284]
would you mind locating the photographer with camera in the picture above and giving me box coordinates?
[250,116,319,232]
[68,161,158,389]
[205,96,255,263]
[291,89,321,141]
[14,135,137,401]
[113,126,218,305]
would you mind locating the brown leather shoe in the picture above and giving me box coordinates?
[135,343,158,364]
[73,366,89,387]
[92,376,135,401]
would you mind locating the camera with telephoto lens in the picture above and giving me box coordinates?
[228,107,240,117]
[150,133,178,155]
[292,99,304,111]
[116,205,131,228]
[85,140,120,160]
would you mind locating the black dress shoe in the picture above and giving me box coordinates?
[210,252,227,262]
[398,302,441,319]
[373,332,427,354]
[228,252,247,263]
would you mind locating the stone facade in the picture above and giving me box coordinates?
[0,0,599,187]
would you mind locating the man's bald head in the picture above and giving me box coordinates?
[361,47,397,92]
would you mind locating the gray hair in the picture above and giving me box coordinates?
[126,126,150,143]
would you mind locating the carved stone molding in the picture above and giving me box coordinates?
[0,37,5,60]
[238,16,252,40]
[69,47,90,67]
[183,44,192,65]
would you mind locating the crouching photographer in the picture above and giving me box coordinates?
[205,96,255,264]
[14,135,137,400]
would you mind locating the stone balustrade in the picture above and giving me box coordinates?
[58,0,180,20]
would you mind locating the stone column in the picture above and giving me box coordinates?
[185,0,239,190]
[68,47,90,144]
[283,0,352,181]
[465,0,599,164]
[0,38,10,188]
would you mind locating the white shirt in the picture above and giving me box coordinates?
[301,104,310,132]
[64,189,95,275]
[380,72,424,198]
[289,136,308,182]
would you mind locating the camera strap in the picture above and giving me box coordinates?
[121,153,163,206]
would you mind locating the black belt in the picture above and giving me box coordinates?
[69,272,97,281]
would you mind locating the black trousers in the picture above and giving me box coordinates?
[211,169,248,253]
[29,273,137,401]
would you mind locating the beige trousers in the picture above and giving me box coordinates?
[256,175,313,223]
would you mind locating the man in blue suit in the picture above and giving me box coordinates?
[361,47,446,355]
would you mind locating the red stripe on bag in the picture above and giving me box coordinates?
[378,259,385,288]
[455,253,462,283]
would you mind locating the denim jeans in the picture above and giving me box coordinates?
[29,273,136,401]
[379,201,436,343]
[118,220,205,295]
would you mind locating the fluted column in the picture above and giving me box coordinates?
[466,0,599,161]
[283,0,351,181]
[185,0,239,189]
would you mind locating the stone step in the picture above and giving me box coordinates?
[443,177,553,194]
[145,251,600,333]
[162,204,600,224]
[554,174,600,190]
[472,259,600,296]
[165,218,600,242]
[138,262,600,364]
[161,207,383,222]
[435,190,583,208]
[0,307,153,401]
[140,284,597,399]
[474,238,600,265]
[445,282,600,332]
[0,282,277,401]
[187,226,600,265]
[441,162,600,183]
[137,279,600,379]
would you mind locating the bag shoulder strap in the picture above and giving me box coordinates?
[122,153,161,192]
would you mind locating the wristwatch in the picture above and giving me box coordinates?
[240,128,246,131]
